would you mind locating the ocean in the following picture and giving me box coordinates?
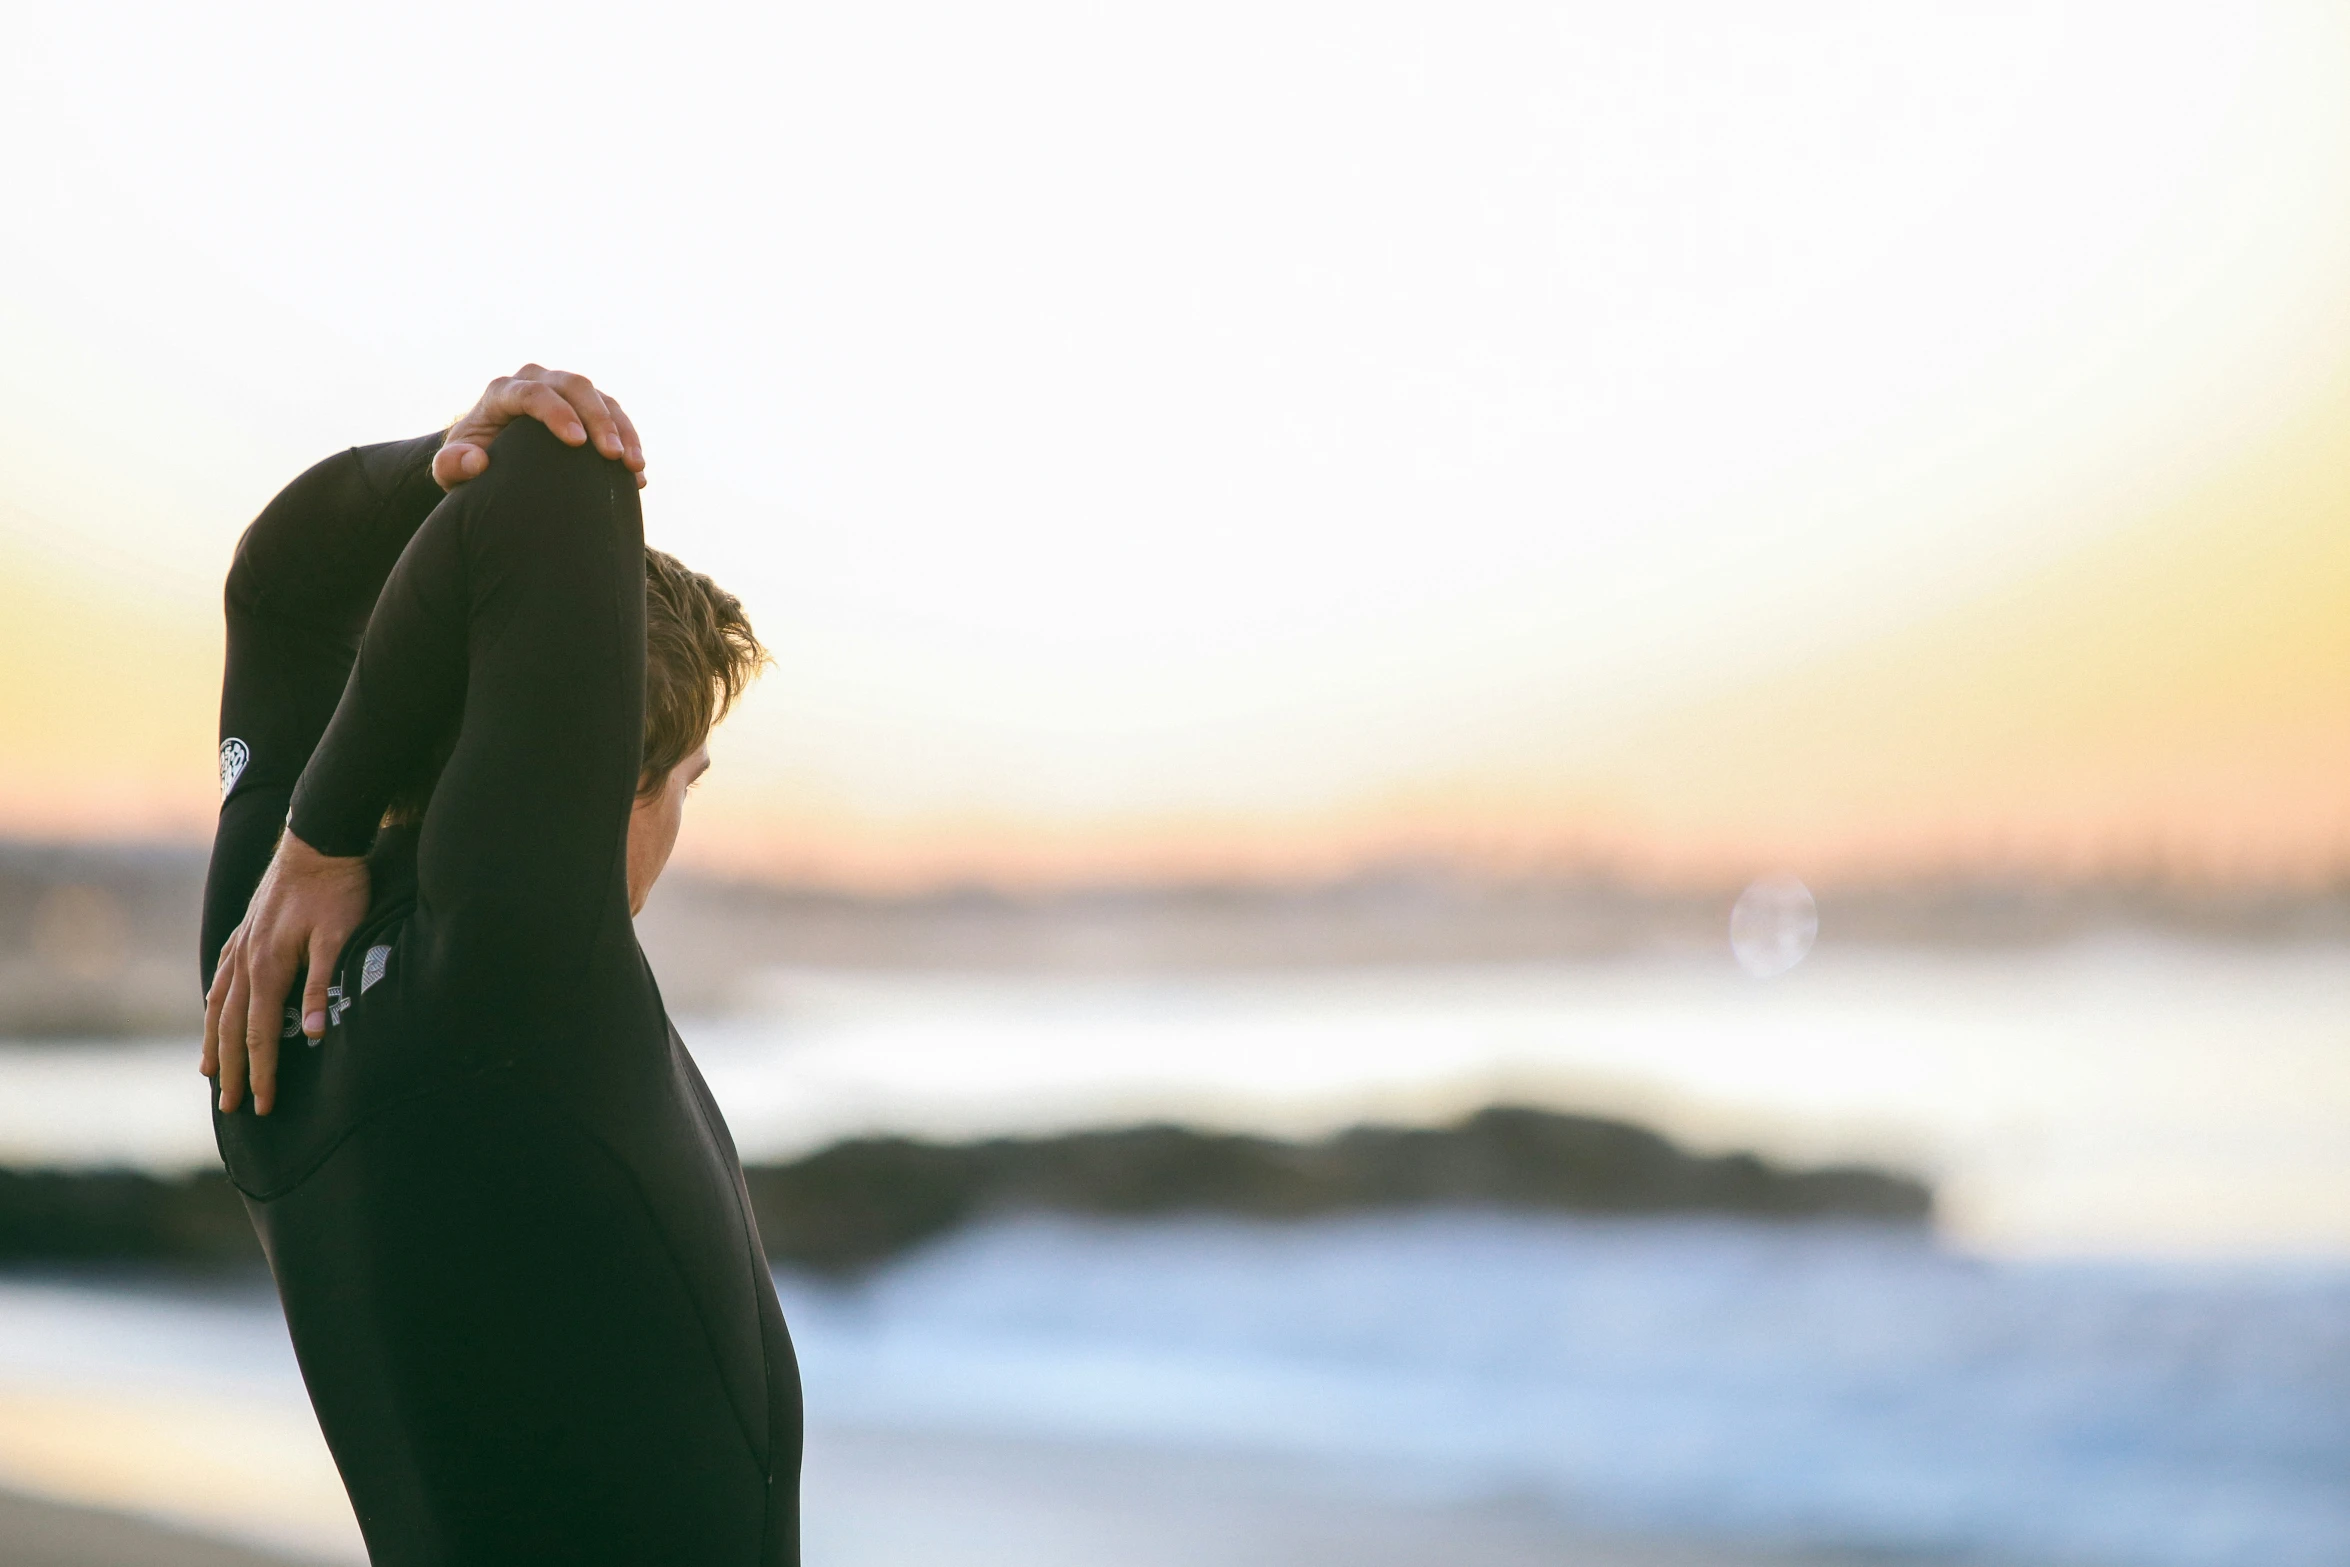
[0,938,2344,1562]
[10,937,2346,1255]
[775,1211,2350,1566]
[0,1215,2341,1565]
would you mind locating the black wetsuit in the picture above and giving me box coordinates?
[200,419,802,1565]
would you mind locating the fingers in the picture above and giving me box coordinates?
[444,370,579,456]
[431,441,489,492]
[539,369,631,464]
[201,934,234,1078]
[216,964,249,1113]
[241,952,293,1118]
[503,376,594,446]
[441,365,645,489]
[302,933,337,1042]
[601,393,648,482]
[247,1021,281,1118]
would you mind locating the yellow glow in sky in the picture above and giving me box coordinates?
[2,2,2346,882]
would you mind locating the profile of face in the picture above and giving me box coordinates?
[625,741,710,916]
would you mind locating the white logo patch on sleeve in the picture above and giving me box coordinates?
[360,944,392,994]
[219,738,250,800]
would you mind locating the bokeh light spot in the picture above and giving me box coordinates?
[1730,874,1818,978]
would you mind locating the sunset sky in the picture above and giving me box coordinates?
[3,0,2346,887]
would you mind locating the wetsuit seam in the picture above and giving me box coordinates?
[226,1063,509,1203]
[673,1022,784,1519]
[513,1082,771,1476]
[241,1065,768,1478]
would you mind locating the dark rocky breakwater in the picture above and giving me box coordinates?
[741,1107,1932,1272]
[0,1106,1931,1275]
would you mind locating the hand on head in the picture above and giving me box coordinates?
[207,364,653,1112]
[433,364,647,492]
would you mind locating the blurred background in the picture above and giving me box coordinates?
[2,2,2347,1563]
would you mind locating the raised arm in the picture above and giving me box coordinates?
[204,368,650,1114]
[292,416,647,1022]
[202,432,446,989]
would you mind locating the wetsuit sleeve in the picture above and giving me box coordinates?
[201,432,447,992]
[289,417,644,1017]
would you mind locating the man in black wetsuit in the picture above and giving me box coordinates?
[199,369,802,1565]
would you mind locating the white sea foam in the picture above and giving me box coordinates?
[0,1212,2341,1564]
[776,1211,2350,1567]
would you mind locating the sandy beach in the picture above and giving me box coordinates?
[0,1485,315,1567]
[797,1424,1900,1567]
[0,1423,1914,1567]
[0,1202,2339,1567]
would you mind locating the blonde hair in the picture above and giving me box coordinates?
[381,547,767,825]
[638,547,767,793]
